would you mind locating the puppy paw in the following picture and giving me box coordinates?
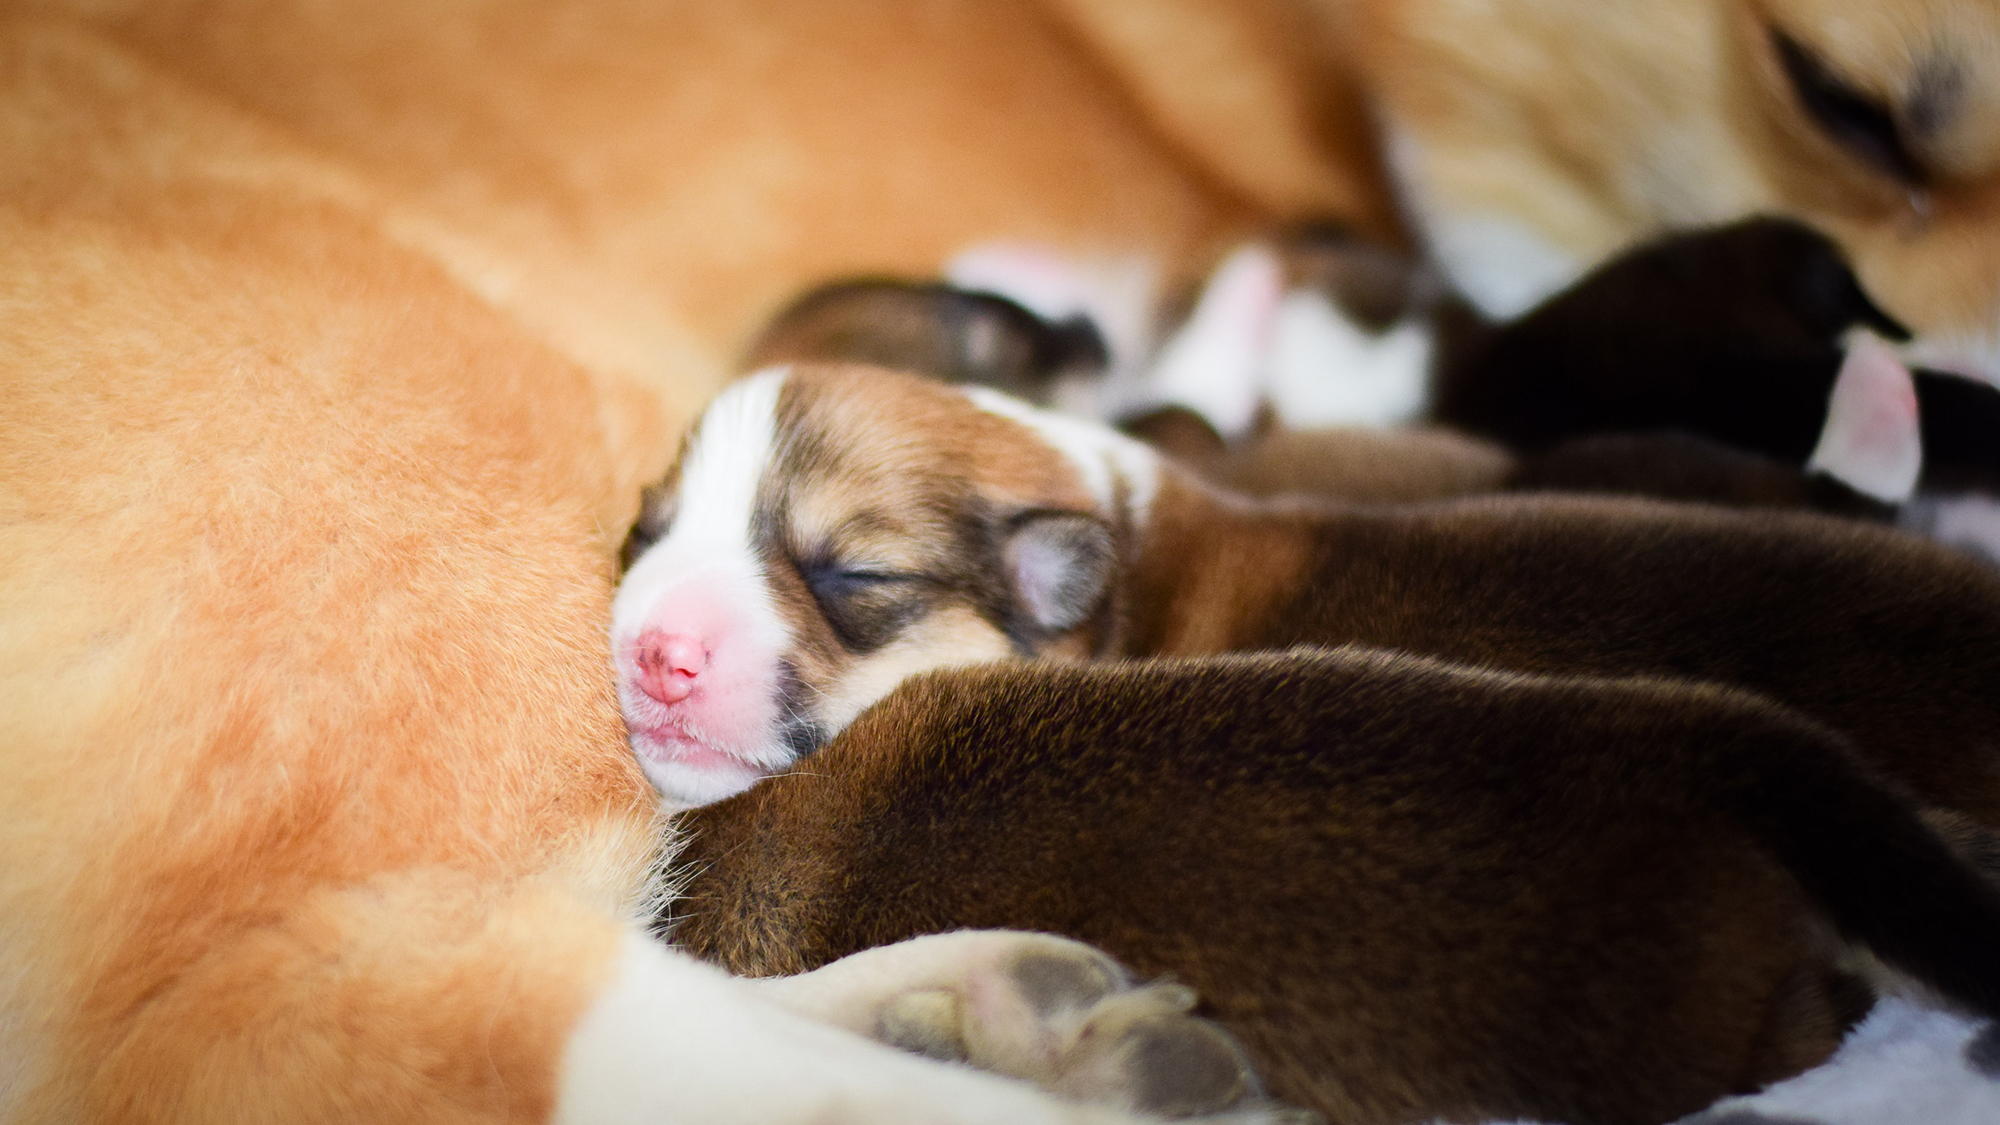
[873,935,1269,1119]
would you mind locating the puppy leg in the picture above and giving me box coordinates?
[747,930,1270,1120]
[561,930,1253,1125]
[70,869,1179,1125]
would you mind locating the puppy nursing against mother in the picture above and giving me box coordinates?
[19,0,2000,1120]
[613,363,2000,825]
[668,647,2000,1125]
[764,219,2000,540]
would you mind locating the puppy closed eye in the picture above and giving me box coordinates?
[801,565,934,652]
[620,511,672,572]
[1771,29,1929,187]
[620,482,679,572]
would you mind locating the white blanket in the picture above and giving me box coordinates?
[1456,997,2000,1125]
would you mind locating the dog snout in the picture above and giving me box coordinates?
[633,630,708,705]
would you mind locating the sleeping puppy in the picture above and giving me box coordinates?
[1433,218,2000,501]
[667,646,2000,1125]
[613,364,2000,826]
[736,222,1957,521]
[1085,219,2000,519]
[742,279,1109,407]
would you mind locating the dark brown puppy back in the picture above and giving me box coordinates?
[1129,493,2000,823]
[670,649,1989,1125]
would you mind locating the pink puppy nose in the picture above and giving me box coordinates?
[633,631,707,705]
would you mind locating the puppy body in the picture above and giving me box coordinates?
[1124,448,2000,827]
[670,648,2000,1125]
[735,221,1966,522]
[618,366,2000,825]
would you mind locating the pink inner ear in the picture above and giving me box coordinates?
[1011,532,1080,631]
[1808,333,1923,503]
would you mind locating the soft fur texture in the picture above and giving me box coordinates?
[669,648,2000,1125]
[0,5,1286,1121]
[14,0,2000,1119]
[622,366,2000,829]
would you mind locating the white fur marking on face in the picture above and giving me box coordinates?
[645,366,786,576]
[1809,333,1923,503]
[964,386,1160,525]
[1126,244,1283,441]
[611,367,795,805]
[1264,288,1434,429]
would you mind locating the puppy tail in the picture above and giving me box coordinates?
[1711,722,2000,1016]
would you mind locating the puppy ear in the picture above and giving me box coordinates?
[1808,332,1922,503]
[1004,512,1115,632]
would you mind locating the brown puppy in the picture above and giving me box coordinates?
[743,279,1110,407]
[613,365,2000,827]
[19,1,1995,1115]
[670,646,2000,1125]
[730,255,1894,518]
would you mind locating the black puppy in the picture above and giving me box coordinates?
[1433,217,2000,498]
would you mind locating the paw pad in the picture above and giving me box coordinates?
[1006,948,1126,1018]
[876,989,969,1063]
[1049,982,1257,1117]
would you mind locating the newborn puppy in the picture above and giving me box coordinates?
[613,364,2000,824]
[728,234,1916,519]
[668,647,2000,1125]
[744,278,1107,406]
[1137,221,1985,517]
[1433,217,2000,500]
[1506,430,1894,518]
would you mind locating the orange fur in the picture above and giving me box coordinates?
[0,20,656,1116]
[0,6,1270,1118]
[1357,0,2000,372]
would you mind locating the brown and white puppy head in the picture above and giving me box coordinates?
[610,364,1160,806]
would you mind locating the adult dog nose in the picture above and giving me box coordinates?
[633,631,707,705]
